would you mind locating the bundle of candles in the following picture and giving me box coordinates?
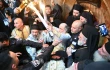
[18,0,54,36]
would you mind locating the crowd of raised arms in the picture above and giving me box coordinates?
[0,0,110,70]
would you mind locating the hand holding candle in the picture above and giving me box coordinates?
[28,2,53,36]
[28,2,48,28]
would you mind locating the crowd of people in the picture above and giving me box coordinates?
[0,0,110,70]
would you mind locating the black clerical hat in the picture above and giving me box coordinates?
[52,50,68,58]
[73,4,84,13]
[69,4,84,16]
[31,24,39,30]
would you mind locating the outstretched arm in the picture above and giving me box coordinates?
[21,40,61,70]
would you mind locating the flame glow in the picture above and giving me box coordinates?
[27,2,48,28]
[39,1,47,21]
[39,1,45,12]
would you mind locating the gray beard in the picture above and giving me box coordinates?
[93,51,107,62]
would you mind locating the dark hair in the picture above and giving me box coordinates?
[81,11,94,26]
[45,5,51,9]
[0,0,9,7]
[69,4,84,16]
[5,8,13,18]
[5,9,12,16]
[0,32,9,42]
[0,50,13,70]
[30,24,39,30]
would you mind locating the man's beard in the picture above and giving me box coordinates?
[32,35,37,38]
[71,31,76,34]
[73,15,80,20]
[78,40,84,46]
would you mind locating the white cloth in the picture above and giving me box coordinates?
[42,60,65,70]
[40,31,53,43]
[26,34,39,60]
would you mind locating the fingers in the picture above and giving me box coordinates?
[16,52,22,57]
[14,7,20,14]
[66,47,72,56]
[52,39,62,46]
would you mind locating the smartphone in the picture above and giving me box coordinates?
[99,23,108,36]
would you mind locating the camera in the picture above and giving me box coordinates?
[99,23,108,36]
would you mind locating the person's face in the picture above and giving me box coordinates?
[45,7,52,15]
[0,1,3,8]
[73,9,80,17]
[78,32,87,46]
[9,51,19,66]
[59,24,65,33]
[80,16,87,24]
[71,23,81,33]
[5,13,10,18]
[0,40,9,47]
[14,19,23,29]
[31,29,39,37]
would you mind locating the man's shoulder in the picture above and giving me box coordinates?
[62,33,71,38]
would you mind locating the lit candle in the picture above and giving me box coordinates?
[28,2,53,36]
[28,2,48,28]
[39,1,47,21]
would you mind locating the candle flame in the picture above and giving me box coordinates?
[27,2,48,28]
[27,2,36,11]
[39,1,45,12]
[27,1,53,36]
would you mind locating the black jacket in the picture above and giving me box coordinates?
[9,38,42,52]
[19,45,54,70]
[0,38,42,53]
[0,38,43,65]
[66,32,80,49]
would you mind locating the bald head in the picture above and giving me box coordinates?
[71,20,83,33]
[14,18,24,30]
